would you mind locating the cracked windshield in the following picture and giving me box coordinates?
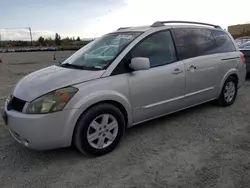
[1,0,250,188]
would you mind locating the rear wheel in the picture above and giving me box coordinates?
[73,103,125,156]
[217,76,237,107]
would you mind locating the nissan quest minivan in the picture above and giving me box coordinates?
[2,21,246,156]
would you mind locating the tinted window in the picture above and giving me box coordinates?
[130,30,177,67]
[173,28,218,60]
[212,30,236,53]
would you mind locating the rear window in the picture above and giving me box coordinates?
[212,30,236,53]
[173,28,218,60]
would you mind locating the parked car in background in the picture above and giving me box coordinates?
[235,36,250,47]
[2,21,246,156]
[240,41,250,73]
[7,49,15,52]
[240,41,250,49]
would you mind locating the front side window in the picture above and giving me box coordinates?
[212,30,236,53]
[130,30,177,68]
[61,32,141,70]
[173,28,218,60]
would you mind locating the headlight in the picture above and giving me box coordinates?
[26,87,78,114]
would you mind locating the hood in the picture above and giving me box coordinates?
[13,65,105,101]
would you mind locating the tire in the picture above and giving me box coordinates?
[73,103,125,156]
[216,76,238,107]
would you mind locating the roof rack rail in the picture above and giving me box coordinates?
[117,27,130,31]
[151,21,221,29]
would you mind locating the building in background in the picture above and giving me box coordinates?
[228,24,250,38]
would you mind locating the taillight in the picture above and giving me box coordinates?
[240,52,246,65]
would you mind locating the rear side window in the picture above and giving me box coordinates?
[212,30,236,53]
[130,30,177,68]
[173,28,218,60]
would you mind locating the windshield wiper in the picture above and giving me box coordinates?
[60,63,103,70]
[60,63,84,70]
[82,65,103,70]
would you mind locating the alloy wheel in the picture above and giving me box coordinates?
[87,114,119,149]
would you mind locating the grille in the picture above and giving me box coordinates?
[7,96,26,112]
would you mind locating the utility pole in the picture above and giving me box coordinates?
[28,27,32,46]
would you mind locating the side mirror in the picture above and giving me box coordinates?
[129,57,150,71]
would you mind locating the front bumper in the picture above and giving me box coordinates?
[2,104,82,150]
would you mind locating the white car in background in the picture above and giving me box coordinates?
[7,49,15,52]
[240,41,250,73]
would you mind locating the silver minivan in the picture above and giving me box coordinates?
[2,21,247,156]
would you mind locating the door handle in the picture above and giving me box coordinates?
[187,65,196,71]
[172,68,183,75]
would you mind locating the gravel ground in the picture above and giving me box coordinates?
[1,52,250,188]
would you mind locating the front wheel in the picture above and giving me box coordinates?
[73,103,125,156]
[216,76,238,107]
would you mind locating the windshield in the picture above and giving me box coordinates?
[61,32,141,70]
[89,46,109,55]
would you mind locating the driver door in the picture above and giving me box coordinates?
[128,30,186,123]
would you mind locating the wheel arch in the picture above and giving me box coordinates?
[218,70,239,97]
[229,74,239,85]
[220,69,239,89]
[81,100,129,126]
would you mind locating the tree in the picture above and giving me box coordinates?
[76,36,81,41]
[55,33,61,46]
[61,37,71,46]
[45,37,54,46]
[37,36,45,46]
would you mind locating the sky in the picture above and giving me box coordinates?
[0,0,250,40]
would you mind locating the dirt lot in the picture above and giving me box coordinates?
[1,52,250,188]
